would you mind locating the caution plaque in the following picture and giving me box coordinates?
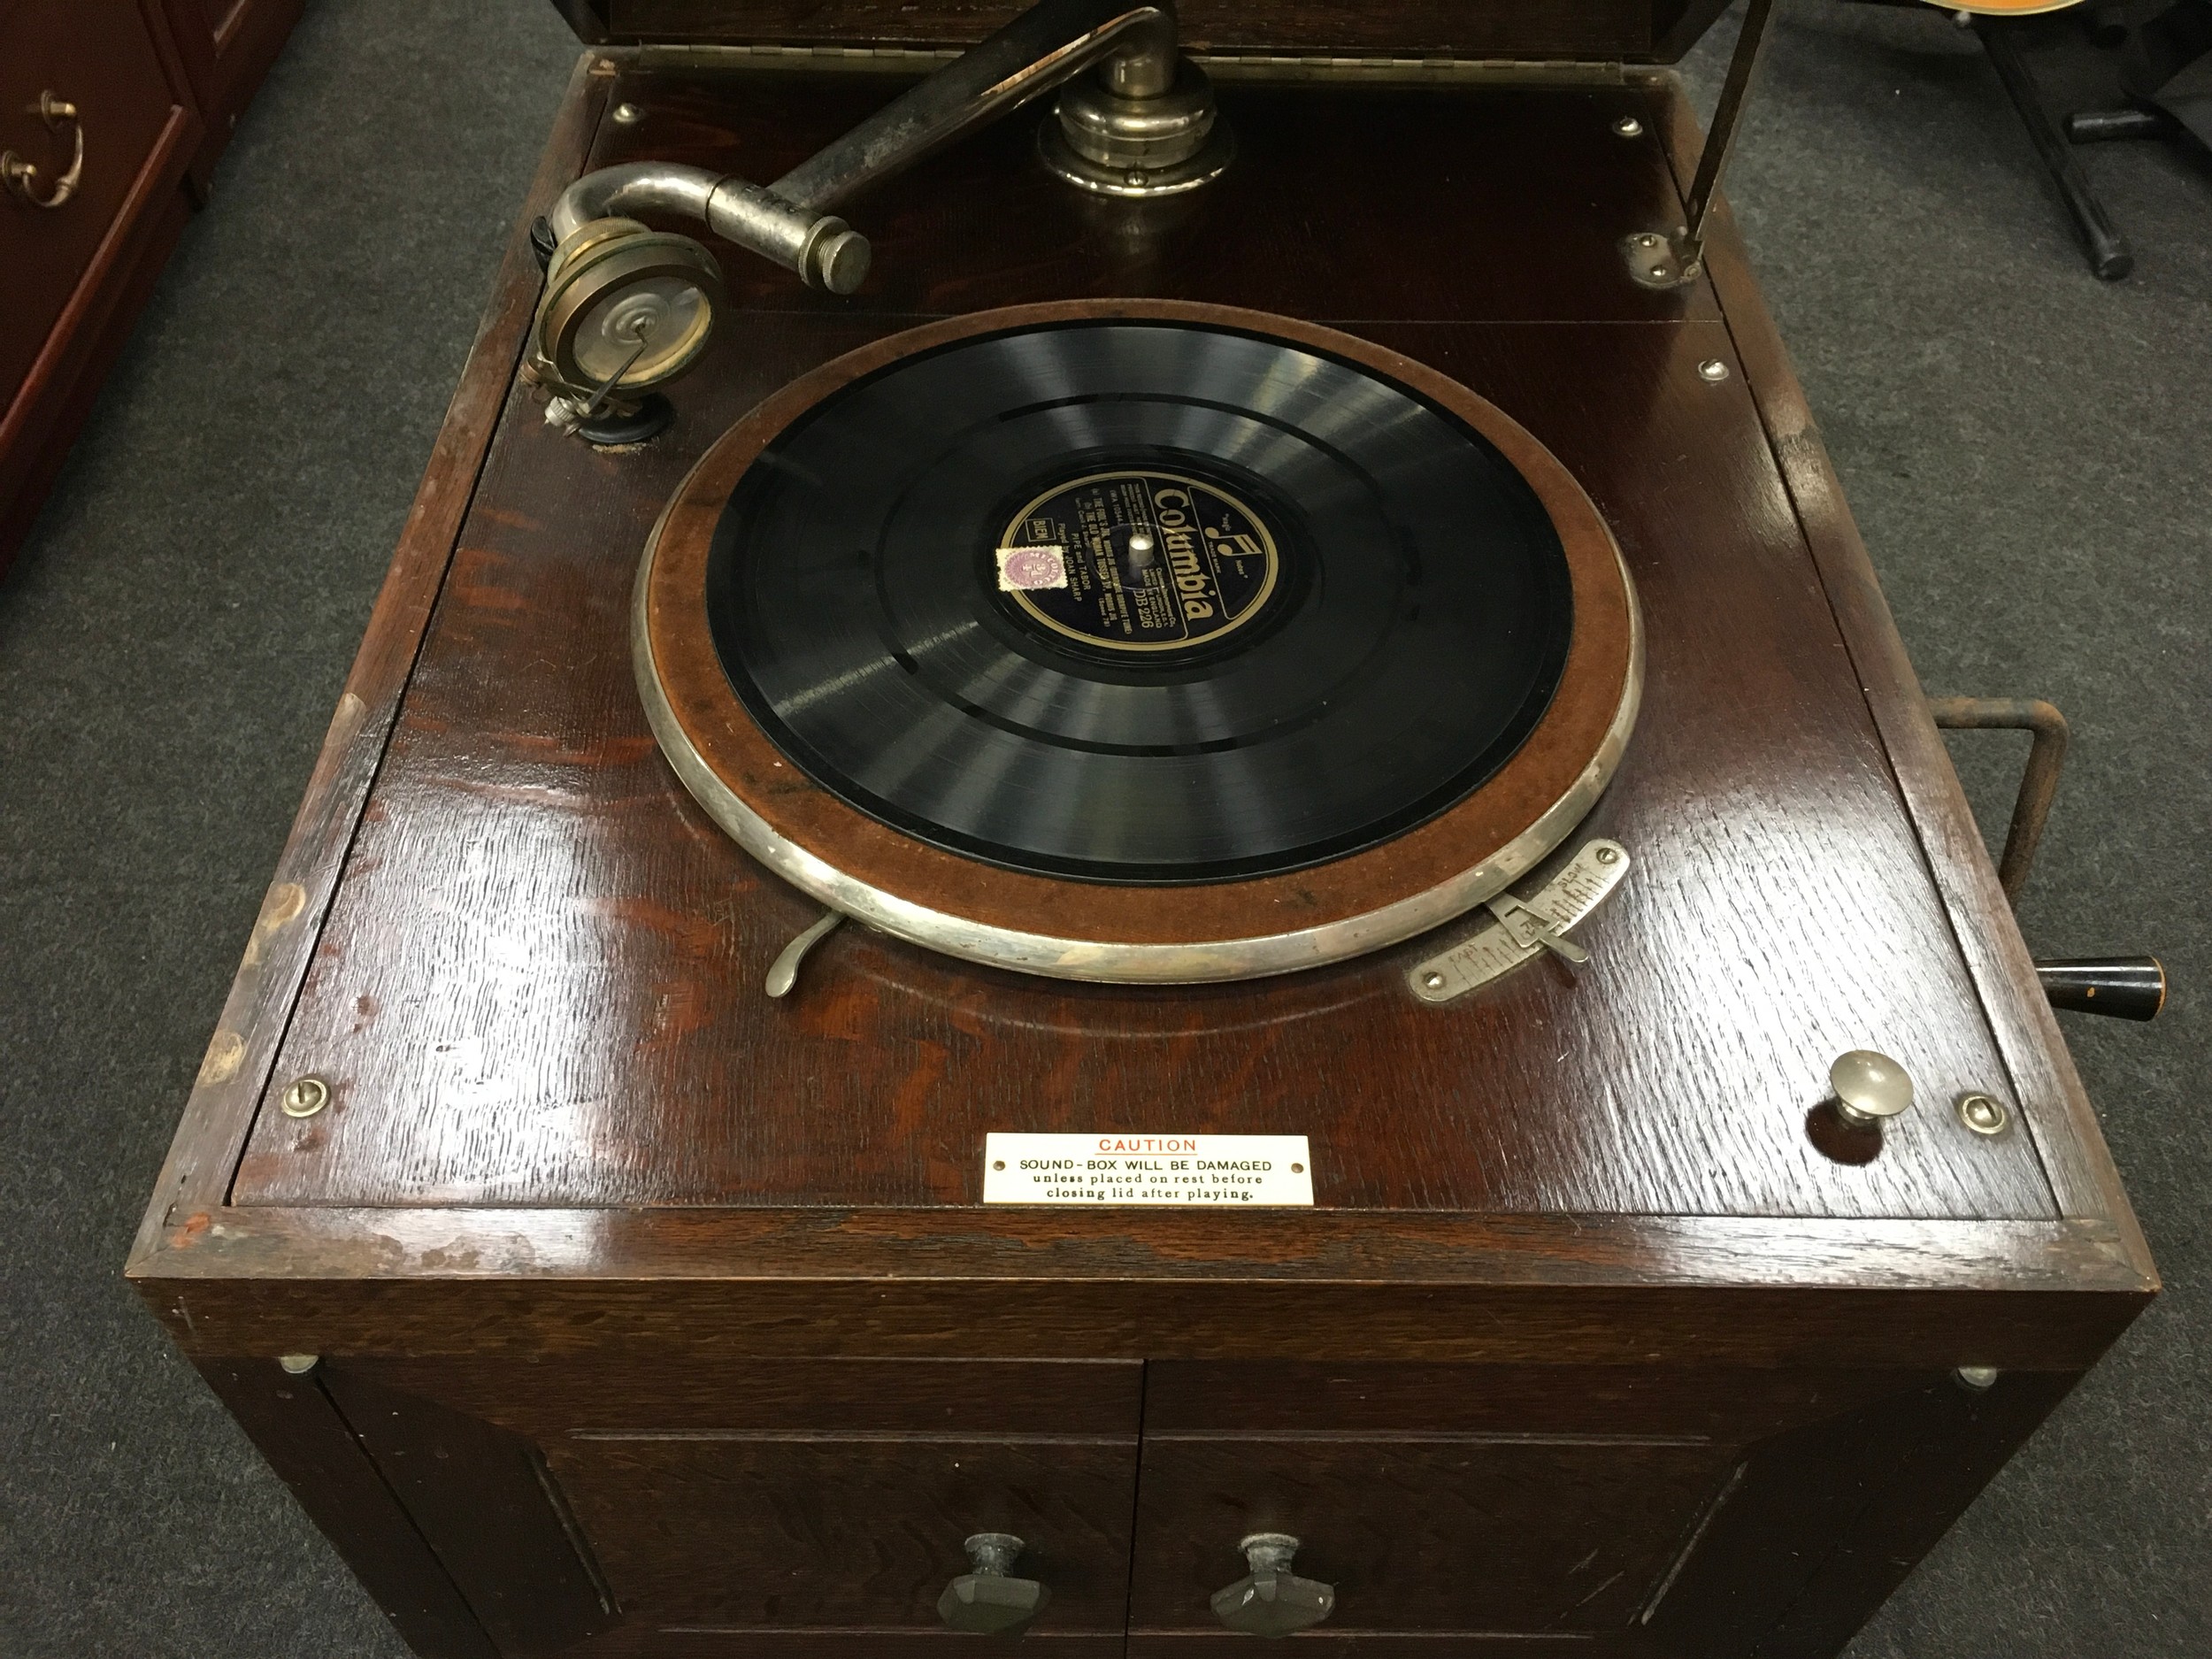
[981,1133,1314,1206]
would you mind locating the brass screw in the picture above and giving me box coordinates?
[1954,1365,1999,1391]
[1698,358,1729,382]
[1595,845,1620,865]
[1956,1092,2009,1136]
[612,101,644,125]
[278,1354,319,1375]
[280,1075,330,1118]
[1421,971,1447,992]
[1613,116,1644,137]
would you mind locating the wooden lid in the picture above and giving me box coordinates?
[555,0,1735,66]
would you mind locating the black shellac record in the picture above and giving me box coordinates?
[704,321,1575,884]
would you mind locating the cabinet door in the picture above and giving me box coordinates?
[1129,1432,1731,1643]
[1126,1362,2061,1657]
[318,1356,1142,1656]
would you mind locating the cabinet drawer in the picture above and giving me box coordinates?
[0,0,185,407]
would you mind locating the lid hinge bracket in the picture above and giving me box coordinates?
[1625,0,1778,290]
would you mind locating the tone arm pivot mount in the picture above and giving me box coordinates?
[526,0,1230,438]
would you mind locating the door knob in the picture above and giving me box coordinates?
[937,1532,1049,1636]
[1210,1532,1335,1637]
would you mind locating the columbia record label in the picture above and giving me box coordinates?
[1000,470,1279,653]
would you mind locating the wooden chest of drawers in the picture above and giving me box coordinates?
[130,45,2154,1659]
[0,0,298,570]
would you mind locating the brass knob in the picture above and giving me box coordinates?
[4,91,85,210]
[1210,1532,1335,1637]
[937,1532,1048,1636]
[1830,1049,1913,1128]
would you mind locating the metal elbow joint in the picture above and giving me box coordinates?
[527,0,1225,434]
[546,163,870,296]
[524,167,867,434]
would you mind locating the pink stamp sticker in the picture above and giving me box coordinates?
[995,545,1069,592]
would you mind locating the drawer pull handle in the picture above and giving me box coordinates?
[1210,1532,1335,1637]
[937,1532,1049,1636]
[4,92,84,210]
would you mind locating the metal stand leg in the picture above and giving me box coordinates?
[1975,18,2135,280]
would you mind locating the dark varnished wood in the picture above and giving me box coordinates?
[227,281,2052,1213]
[1646,91,2151,1252]
[1640,1369,2076,1656]
[196,1358,499,1659]
[129,57,2154,1659]
[1,0,183,398]
[314,1356,1144,1646]
[592,75,1724,326]
[551,1436,1138,1632]
[145,1208,2147,1372]
[1129,1434,1730,1632]
[127,50,615,1263]
[319,1365,622,1655]
[1142,1361,1924,1438]
[342,1356,1144,1437]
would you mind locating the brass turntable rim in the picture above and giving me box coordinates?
[635,299,1641,982]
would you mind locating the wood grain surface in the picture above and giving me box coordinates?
[220,74,2053,1220]
[554,1436,1139,1631]
[144,1208,2147,1372]
[126,49,615,1263]
[1129,1434,1729,1632]
[195,1358,500,1659]
[127,61,2155,1659]
[316,1353,1145,1647]
[1644,89,2152,1260]
[319,1365,623,1654]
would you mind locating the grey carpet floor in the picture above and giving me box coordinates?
[1,1,2205,1653]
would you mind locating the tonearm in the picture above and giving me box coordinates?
[526,0,1229,433]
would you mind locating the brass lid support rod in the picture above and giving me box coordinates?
[1626,0,1778,289]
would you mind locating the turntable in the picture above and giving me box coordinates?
[132,3,2161,1655]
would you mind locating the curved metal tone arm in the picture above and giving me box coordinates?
[772,0,1173,212]
[546,0,1174,291]
[549,161,716,241]
[547,159,870,294]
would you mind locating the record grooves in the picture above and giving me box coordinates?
[638,299,1639,981]
[703,319,1577,884]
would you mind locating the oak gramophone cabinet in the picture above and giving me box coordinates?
[130,3,2159,1655]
